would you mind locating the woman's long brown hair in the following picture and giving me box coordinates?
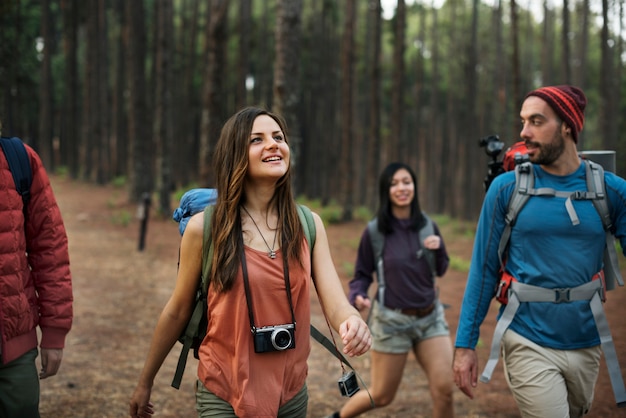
[209,107,306,292]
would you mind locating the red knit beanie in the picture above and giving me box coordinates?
[525,85,587,143]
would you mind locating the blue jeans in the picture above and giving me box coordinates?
[0,348,40,418]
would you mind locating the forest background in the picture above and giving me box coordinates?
[1,0,625,221]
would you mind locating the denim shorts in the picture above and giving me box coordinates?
[370,300,450,353]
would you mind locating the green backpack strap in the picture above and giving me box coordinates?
[172,206,214,389]
[296,204,316,255]
[297,204,358,369]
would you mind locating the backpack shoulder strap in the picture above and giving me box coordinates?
[0,137,33,209]
[296,205,357,369]
[367,218,386,305]
[172,205,214,389]
[498,162,533,269]
[296,204,316,257]
[419,212,437,279]
[201,205,215,293]
[584,160,623,289]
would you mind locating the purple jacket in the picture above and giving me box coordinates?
[348,217,449,310]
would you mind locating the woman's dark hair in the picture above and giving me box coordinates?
[376,162,425,235]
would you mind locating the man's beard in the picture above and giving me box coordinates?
[527,130,566,165]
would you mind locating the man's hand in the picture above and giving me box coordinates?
[40,348,63,379]
[453,347,479,399]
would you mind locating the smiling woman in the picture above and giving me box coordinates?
[129,106,372,418]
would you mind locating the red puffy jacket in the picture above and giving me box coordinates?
[0,142,72,364]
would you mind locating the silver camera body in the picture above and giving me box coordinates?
[253,323,295,353]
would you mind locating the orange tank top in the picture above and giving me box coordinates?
[197,241,311,417]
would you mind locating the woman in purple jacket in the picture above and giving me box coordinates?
[325,162,454,418]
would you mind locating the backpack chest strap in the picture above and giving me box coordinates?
[524,186,603,226]
[481,278,626,407]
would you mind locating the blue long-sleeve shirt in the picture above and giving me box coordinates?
[455,160,626,350]
[348,217,449,310]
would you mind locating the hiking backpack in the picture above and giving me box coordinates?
[497,158,623,291]
[0,136,33,215]
[367,212,437,307]
[170,189,357,389]
[483,155,626,407]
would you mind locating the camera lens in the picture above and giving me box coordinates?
[271,328,292,350]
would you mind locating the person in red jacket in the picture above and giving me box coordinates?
[0,122,73,417]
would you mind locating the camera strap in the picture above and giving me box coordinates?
[239,231,297,333]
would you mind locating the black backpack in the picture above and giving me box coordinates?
[0,136,32,216]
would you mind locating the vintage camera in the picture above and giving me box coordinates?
[253,323,295,353]
[338,370,360,397]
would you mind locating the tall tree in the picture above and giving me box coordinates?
[199,0,228,185]
[253,0,273,107]
[236,0,252,109]
[155,0,175,216]
[60,0,80,178]
[125,0,153,202]
[366,0,382,210]
[96,0,109,184]
[111,0,127,178]
[388,0,406,163]
[540,1,555,85]
[574,0,590,89]
[273,0,303,192]
[38,0,54,168]
[510,0,522,127]
[461,0,481,218]
[561,0,572,83]
[177,0,201,186]
[339,0,356,220]
[599,0,617,151]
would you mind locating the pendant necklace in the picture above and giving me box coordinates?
[241,206,278,259]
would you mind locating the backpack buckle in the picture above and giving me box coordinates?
[571,190,590,200]
[554,288,571,303]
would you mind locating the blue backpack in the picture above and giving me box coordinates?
[170,188,358,389]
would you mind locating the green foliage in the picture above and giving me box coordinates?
[353,206,373,222]
[54,165,69,177]
[111,176,127,188]
[110,210,132,227]
[450,255,471,273]
[341,261,354,279]
[296,196,344,224]
[432,213,476,240]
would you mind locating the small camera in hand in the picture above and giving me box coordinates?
[253,324,295,353]
[338,370,360,397]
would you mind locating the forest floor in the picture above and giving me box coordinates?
[37,175,626,418]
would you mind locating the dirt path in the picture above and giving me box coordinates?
[38,176,626,417]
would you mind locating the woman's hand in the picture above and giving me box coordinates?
[354,295,371,311]
[129,385,155,418]
[339,314,372,357]
[423,234,441,250]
